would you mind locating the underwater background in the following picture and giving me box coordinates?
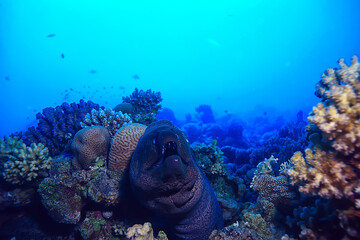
[1,0,360,240]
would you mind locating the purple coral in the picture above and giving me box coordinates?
[19,100,104,156]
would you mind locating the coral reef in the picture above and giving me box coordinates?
[251,156,297,206]
[71,126,111,170]
[125,222,168,240]
[38,155,122,225]
[80,108,132,137]
[285,56,360,239]
[209,223,264,240]
[126,222,154,240]
[288,56,360,203]
[193,140,227,176]
[1,137,52,185]
[122,88,162,125]
[19,100,103,156]
[192,140,246,224]
[108,123,147,173]
[284,198,341,238]
[114,103,135,114]
[210,197,283,240]
[196,104,216,123]
[79,211,112,240]
[38,159,84,224]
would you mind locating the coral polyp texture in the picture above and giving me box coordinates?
[107,123,147,173]
[71,126,111,170]
[19,100,104,156]
[251,156,296,206]
[1,137,52,185]
[80,108,132,137]
[288,56,360,208]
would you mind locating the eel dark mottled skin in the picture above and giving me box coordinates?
[129,120,224,240]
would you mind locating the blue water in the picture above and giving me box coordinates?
[1,0,360,136]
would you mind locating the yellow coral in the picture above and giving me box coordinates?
[126,222,154,240]
[288,149,357,199]
[1,138,52,184]
[309,56,360,158]
[288,56,360,207]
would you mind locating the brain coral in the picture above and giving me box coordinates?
[80,108,132,137]
[71,126,111,170]
[108,123,147,173]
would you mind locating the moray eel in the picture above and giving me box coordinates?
[129,120,224,240]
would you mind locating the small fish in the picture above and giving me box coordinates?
[133,74,140,79]
[4,76,10,81]
[263,112,267,115]
[89,70,97,74]
[70,88,73,91]
[47,34,56,38]
[61,53,64,58]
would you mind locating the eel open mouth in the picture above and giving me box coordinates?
[151,139,185,170]
[162,141,178,158]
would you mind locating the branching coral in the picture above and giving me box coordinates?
[1,137,52,184]
[80,108,132,137]
[19,100,103,156]
[122,88,162,125]
[122,88,162,115]
[288,56,360,208]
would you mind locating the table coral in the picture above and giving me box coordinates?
[80,108,132,137]
[71,126,111,170]
[288,56,360,208]
[1,137,52,185]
